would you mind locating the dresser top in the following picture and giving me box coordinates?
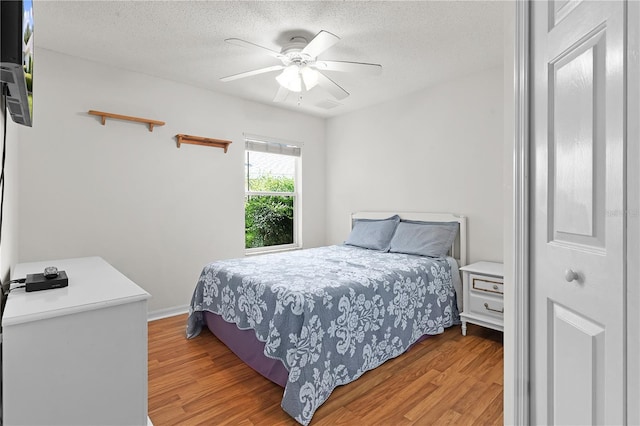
[4,256,150,326]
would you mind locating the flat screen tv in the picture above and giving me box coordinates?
[1,0,33,127]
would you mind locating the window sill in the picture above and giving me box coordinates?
[245,245,302,256]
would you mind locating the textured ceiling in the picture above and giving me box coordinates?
[35,1,504,118]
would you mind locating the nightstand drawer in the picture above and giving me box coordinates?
[468,292,504,320]
[470,274,504,295]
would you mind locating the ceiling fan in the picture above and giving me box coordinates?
[220,30,382,102]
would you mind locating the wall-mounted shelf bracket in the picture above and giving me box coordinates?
[88,110,165,132]
[176,134,232,153]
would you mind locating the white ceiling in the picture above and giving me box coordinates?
[35,1,504,118]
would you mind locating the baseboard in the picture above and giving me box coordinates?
[147,305,189,322]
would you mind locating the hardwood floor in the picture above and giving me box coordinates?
[148,314,503,425]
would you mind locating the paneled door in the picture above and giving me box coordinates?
[530,1,626,424]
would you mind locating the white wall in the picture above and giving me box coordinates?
[18,49,326,313]
[325,66,504,263]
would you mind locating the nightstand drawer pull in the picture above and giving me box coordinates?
[492,284,499,290]
[484,302,504,314]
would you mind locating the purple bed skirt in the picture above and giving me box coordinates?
[204,311,289,387]
[204,311,434,389]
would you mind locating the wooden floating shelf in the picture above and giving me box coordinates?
[88,110,165,132]
[176,134,232,153]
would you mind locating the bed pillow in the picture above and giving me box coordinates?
[345,215,401,251]
[389,220,459,257]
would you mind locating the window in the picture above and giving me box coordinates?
[244,135,301,253]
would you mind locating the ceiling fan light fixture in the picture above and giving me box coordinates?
[224,30,382,102]
[301,66,319,90]
[276,65,302,92]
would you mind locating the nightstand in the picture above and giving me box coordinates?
[459,261,504,335]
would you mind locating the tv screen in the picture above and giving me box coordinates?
[0,0,33,127]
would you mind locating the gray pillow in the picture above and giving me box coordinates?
[345,215,400,251]
[389,220,459,257]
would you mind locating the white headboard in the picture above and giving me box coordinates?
[350,211,468,267]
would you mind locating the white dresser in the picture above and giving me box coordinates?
[459,261,504,335]
[2,257,151,426]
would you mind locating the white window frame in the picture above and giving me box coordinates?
[244,134,302,255]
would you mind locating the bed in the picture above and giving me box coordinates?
[187,212,467,425]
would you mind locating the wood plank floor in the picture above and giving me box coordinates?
[148,314,503,425]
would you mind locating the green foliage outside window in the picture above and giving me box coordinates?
[245,175,294,249]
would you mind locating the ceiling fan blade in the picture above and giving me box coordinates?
[225,38,286,60]
[316,71,349,100]
[302,30,340,58]
[314,60,382,76]
[220,65,284,82]
[273,86,289,103]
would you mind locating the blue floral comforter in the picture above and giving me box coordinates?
[187,245,460,425]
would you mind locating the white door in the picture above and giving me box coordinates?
[531,1,626,424]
